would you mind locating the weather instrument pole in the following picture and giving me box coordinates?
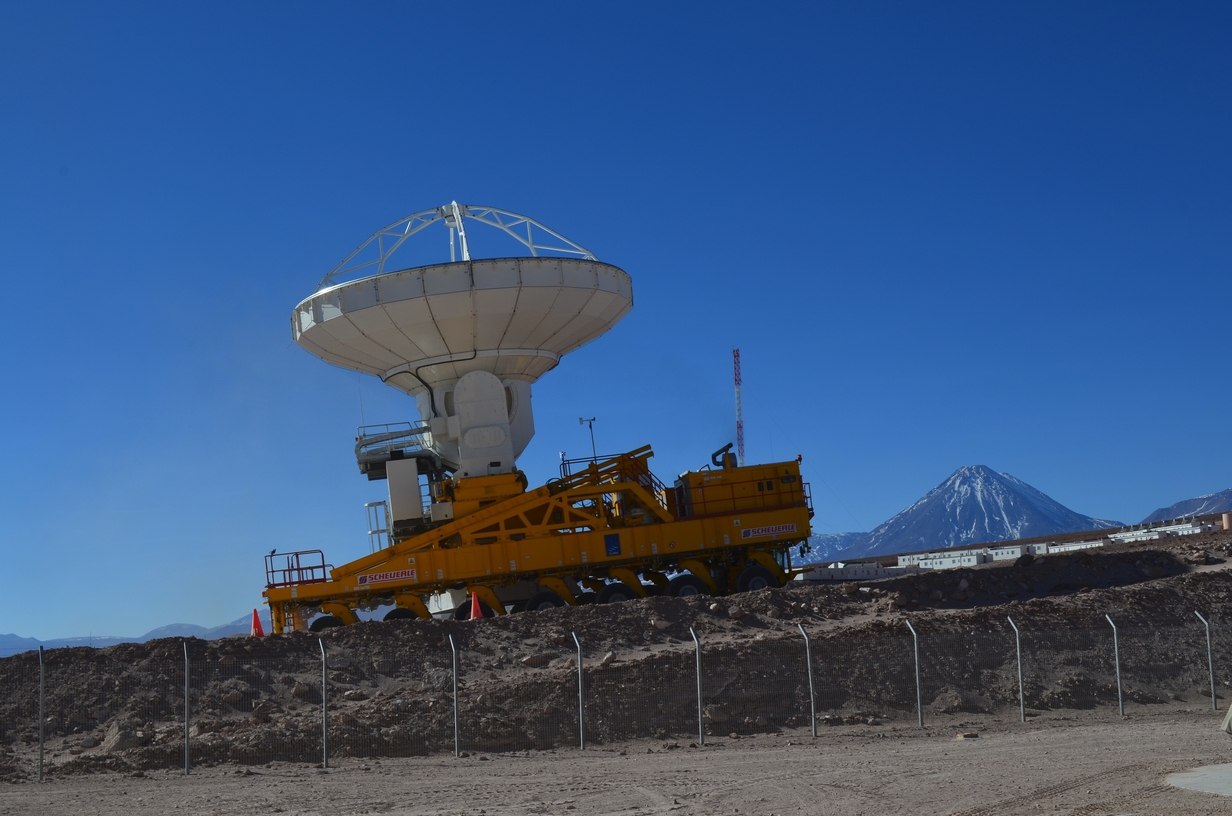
[580,417,597,461]
[733,348,744,466]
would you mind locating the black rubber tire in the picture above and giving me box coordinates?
[507,600,528,614]
[575,591,597,605]
[668,573,710,598]
[525,589,567,612]
[309,615,344,632]
[452,599,496,620]
[736,564,778,593]
[383,608,420,621]
[597,583,638,604]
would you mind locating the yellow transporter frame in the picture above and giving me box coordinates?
[263,447,813,633]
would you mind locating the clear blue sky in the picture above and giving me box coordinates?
[2,2,1229,639]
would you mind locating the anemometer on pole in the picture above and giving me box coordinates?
[579,417,597,461]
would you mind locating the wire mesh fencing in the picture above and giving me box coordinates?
[584,644,700,744]
[190,654,323,766]
[0,612,1228,779]
[811,631,921,724]
[701,637,810,737]
[0,654,39,782]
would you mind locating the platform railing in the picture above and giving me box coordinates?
[264,550,333,588]
[554,448,669,511]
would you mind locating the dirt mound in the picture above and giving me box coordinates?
[3,540,1231,777]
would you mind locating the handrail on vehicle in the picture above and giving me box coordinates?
[552,447,669,510]
[265,550,333,588]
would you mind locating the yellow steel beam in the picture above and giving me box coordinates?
[609,567,648,598]
[270,604,287,634]
[538,576,579,605]
[321,602,358,625]
[679,559,718,594]
[268,501,809,608]
[393,593,432,619]
[747,550,787,586]
[467,584,507,616]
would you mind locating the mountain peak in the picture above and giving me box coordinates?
[1143,487,1232,523]
[835,465,1121,560]
[950,464,997,477]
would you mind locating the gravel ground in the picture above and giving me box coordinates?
[4,531,1232,813]
[2,707,1231,815]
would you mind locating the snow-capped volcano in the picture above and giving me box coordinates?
[836,465,1121,560]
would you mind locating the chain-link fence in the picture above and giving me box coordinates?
[1,613,1228,780]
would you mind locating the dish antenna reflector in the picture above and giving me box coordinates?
[292,203,633,476]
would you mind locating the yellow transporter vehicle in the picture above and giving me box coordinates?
[268,202,813,632]
[263,444,813,632]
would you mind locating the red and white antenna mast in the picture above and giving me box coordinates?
[733,347,744,466]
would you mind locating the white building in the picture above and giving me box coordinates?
[1109,520,1217,544]
[917,553,990,570]
[1045,540,1106,554]
[797,563,920,582]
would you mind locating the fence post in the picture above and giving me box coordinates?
[37,646,44,783]
[572,632,584,750]
[1195,611,1217,710]
[183,640,190,774]
[689,627,704,746]
[319,638,328,768]
[448,634,459,757]
[797,623,817,738]
[1007,616,1025,723]
[904,620,923,728]
[1105,614,1124,718]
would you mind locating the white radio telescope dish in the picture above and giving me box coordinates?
[292,203,633,475]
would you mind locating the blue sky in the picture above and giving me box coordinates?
[2,2,1229,638]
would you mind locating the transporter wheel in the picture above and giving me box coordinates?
[668,573,710,598]
[383,608,418,621]
[575,591,597,605]
[736,565,779,593]
[526,590,567,612]
[452,599,496,620]
[597,583,638,604]
[309,615,344,632]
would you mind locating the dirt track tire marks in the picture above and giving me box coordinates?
[949,763,1153,816]
[1066,782,1169,815]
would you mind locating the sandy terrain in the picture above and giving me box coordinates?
[3,708,1231,815]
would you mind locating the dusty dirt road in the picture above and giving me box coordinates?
[4,709,1231,816]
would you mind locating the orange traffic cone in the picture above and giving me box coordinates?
[470,591,482,620]
[250,609,265,637]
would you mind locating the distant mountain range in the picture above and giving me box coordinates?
[802,465,1123,563]
[794,532,867,565]
[0,612,272,658]
[1143,487,1232,523]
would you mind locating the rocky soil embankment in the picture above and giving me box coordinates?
[3,535,1232,779]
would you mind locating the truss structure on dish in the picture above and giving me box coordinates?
[316,202,598,290]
